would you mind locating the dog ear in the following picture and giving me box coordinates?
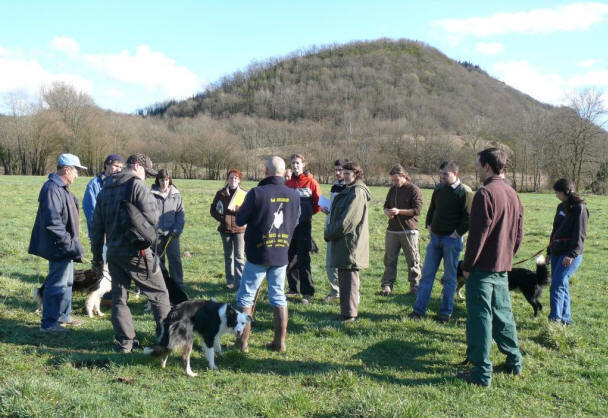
[246,314,253,323]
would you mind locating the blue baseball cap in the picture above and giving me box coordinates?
[58,153,87,170]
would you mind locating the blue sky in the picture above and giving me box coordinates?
[1,0,606,113]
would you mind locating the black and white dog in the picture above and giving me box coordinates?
[144,300,252,376]
[456,255,550,317]
[34,268,112,318]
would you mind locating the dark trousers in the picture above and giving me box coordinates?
[338,269,360,318]
[466,268,523,386]
[107,250,171,351]
[287,221,315,296]
[156,234,183,290]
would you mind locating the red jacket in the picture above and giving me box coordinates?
[285,172,321,222]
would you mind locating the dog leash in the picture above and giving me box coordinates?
[159,235,174,259]
[511,247,546,266]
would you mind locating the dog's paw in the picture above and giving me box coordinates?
[98,311,105,317]
[186,370,198,377]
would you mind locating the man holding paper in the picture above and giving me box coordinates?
[210,169,248,289]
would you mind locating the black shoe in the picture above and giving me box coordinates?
[434,314,450,324]
[408,312,423,320]
[456,370,489,387]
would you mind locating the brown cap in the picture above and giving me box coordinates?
[126,153,158,177]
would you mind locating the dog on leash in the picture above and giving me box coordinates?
[144,300,252,376]
[455,255,549,317]
[34,268,112,318]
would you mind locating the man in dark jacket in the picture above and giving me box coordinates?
[29,153,87,333]
[410,161,473,322]
[234,156,300,353]
[90,153,171,353]
[458,148,524,387]
[284,153,321,303]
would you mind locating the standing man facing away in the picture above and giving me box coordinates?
[90,153,171,353]
[82,154,124,234]
[285,153,321,303]
[234,156,300,353]
[380,164,423,296]
[410,161,473,322]
[29,153,87,333]
[320,158,349,303]
[458,148,524,387]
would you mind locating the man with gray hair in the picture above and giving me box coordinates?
[91,153,171,353]
[29,153,87,333]
[234,156,300,353]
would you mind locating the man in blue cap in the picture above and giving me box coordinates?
[29,153,87,333]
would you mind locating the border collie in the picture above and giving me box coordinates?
[34,268,112,318]
[456,255,549,317]
[144,300,252,376]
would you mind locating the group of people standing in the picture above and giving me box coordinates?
[28,147,588,387]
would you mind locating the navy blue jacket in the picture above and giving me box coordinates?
[236,176,300,266]
[28,173,84,261]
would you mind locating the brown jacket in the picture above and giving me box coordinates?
[383,182,423,231]
[210,186,246,234]
[462,175,524,272]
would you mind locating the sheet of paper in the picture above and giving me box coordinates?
[319,195,331,211]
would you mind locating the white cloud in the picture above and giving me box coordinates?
[433,3,608,36]
[50,36,80,56]
[570,70,608,87]
[0,56,92,101]
[475,42,504,56]
[578,59,600,68]
[84,45,200,99]
[0,45,5,56]
[103,88,125,99]
[492,60,567,105]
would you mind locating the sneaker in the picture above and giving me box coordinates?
[61,317,84,327]
[40,323,69,334]
[301,295,313,304]
[381,286,391,296]
[323,295,338,303]
[456,370,490,387]
[435,314,450,324]
[118,339,141,354]
[408,311,423,320]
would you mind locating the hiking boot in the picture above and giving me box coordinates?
[40,323,69,334]
[435,314,450,324]
[381,286,391,296]
[61,317,84,327]
[301,295,313,304]
[457,370,490,387]
[341,316,357,323]
[408,311,423,320]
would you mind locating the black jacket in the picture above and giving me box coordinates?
[549,202,589,258]
[236,176,300,266]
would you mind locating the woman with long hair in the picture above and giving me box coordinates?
[324,161,371,322]
[547,178,589,325]
[210,169,247,289]
[151,169,185,289]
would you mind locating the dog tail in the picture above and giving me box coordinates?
[535,255,550,286]
[33,286,42,313]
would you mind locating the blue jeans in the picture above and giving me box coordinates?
[413,233,463,317]
[236,261,287,308]
[41,260,74,329]
[549,254,582,324]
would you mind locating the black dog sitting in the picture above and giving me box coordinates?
[456,255,549,317]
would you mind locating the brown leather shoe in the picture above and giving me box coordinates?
[265,306,287,352]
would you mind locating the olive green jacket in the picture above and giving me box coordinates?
[324,180,371,269]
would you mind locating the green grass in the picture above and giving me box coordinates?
[1,175,607,417]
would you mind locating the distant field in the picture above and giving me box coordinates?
[1,175,607,417]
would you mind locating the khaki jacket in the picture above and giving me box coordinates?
[324,180,371,269]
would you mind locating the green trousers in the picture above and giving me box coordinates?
[466,268,523,386]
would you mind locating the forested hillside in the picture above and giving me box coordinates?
[2,39,606,190]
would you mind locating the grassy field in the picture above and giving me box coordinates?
[1,175,607,417]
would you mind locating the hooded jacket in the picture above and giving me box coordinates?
[90,171,159,261]
[324,180,371,270]
[151,184,185,236]
[28,173,84,262]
